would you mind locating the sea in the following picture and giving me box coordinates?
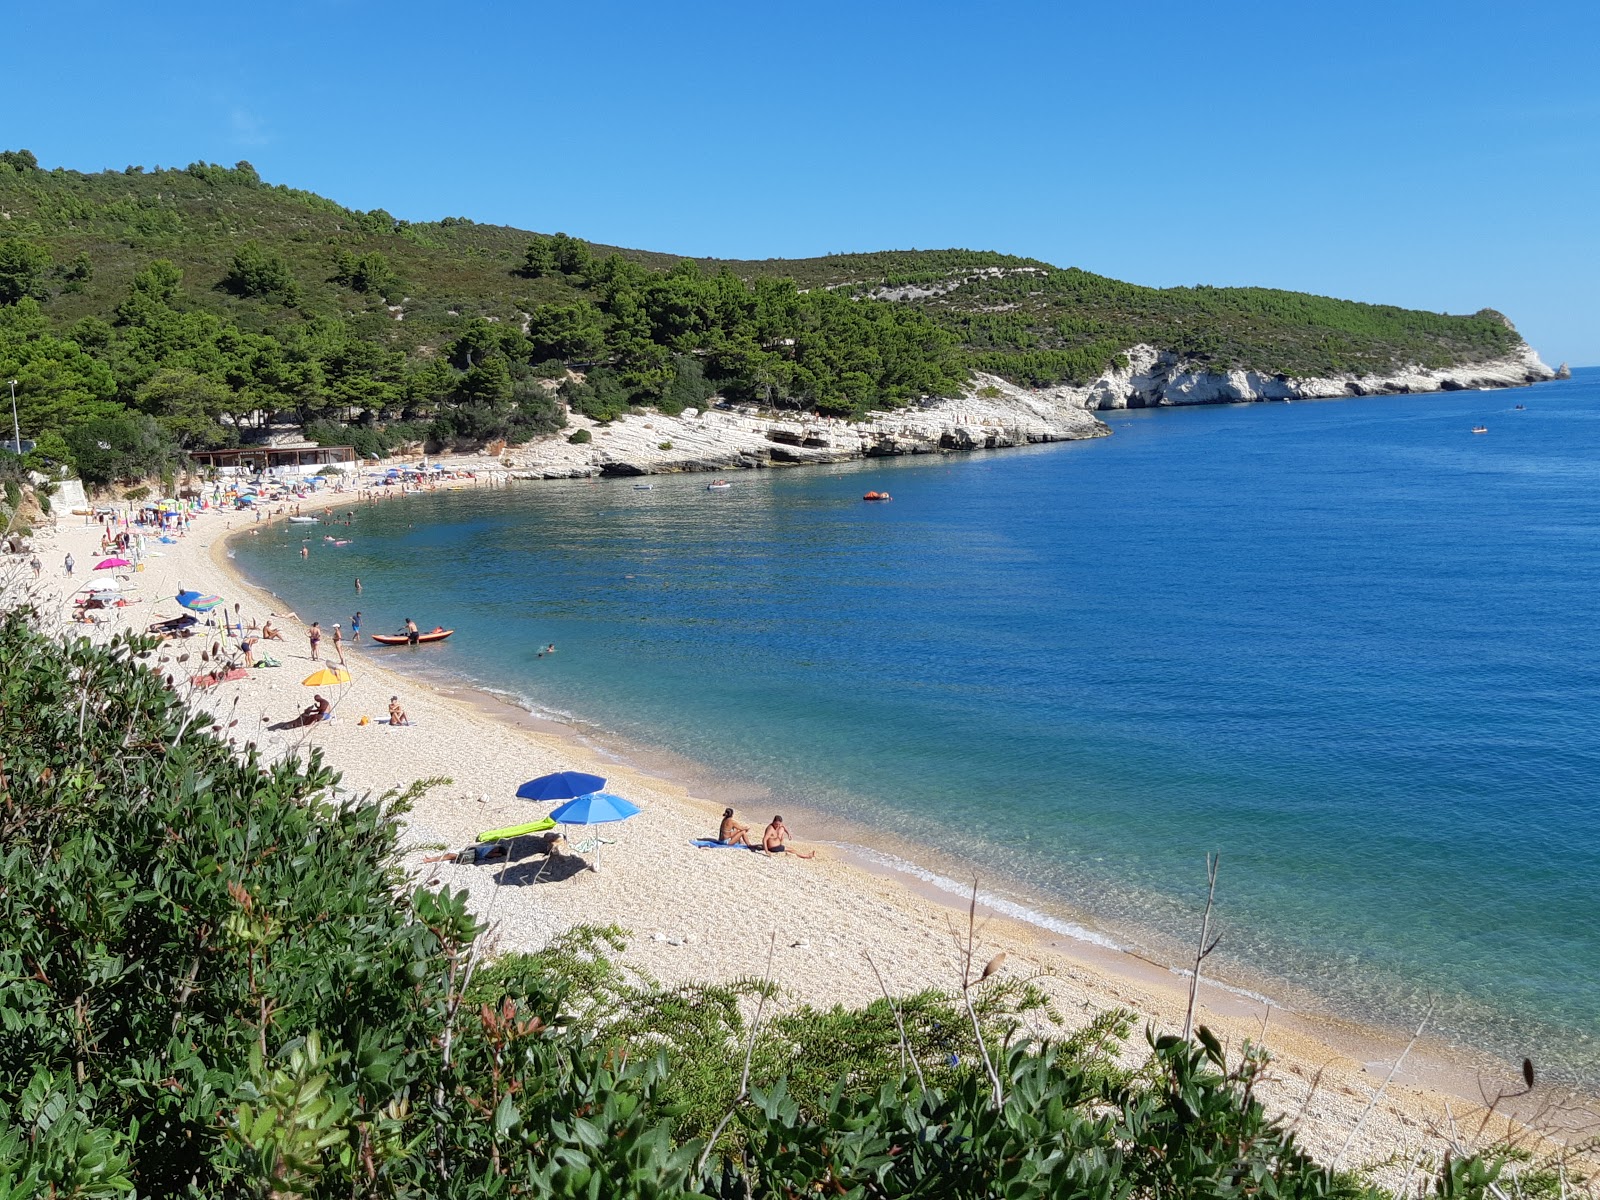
[232,368,1600,1086]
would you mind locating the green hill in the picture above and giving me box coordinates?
[0,151,1526,482]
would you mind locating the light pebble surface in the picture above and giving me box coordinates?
[16,486,1597,1186]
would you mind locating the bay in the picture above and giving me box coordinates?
[233,368,1600,1084]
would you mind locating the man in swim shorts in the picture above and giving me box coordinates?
[761,815,815,858]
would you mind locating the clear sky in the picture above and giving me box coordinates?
[11,0,1599,364]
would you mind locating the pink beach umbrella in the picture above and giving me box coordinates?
[94,557,131,570]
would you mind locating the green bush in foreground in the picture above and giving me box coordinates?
[0,612,1514,1198]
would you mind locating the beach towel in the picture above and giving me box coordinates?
[689,838,757,850]
[254,655,282,667]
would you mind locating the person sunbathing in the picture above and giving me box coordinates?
[718,808,751,845]
[761,815,815,858]
[261,621,285,641]
[297,694,331,725]
[388,696,410,726]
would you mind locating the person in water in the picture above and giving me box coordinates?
[405,617,420,645]
[718,808,751,846]
[761,815,815,858]
[388,695,409,726]
[351,611,361,642]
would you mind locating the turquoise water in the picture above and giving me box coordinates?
[234,369,1600,1084]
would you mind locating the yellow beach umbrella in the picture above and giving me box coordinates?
[301,666,351,686]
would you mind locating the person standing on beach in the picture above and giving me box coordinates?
[351,611,362,642]
[29,555,40,579]
[63,553,74,576]
[308,621,322,660]
[331,623,345,664]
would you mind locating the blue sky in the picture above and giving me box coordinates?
[12,0,1599,364]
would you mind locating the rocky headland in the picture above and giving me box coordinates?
[499,343,1555,479]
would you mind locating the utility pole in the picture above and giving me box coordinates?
[7,379,18,456]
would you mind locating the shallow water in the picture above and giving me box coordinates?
[234,369,1600,1084]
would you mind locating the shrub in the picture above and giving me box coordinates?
[658,441,672,451]
[567,428,591,444]
[0,615,1513,1199]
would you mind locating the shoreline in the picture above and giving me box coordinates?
[22,486,1595,1179]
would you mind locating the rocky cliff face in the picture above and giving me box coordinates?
[504,374,1110,479]
[1083,343,1555,409]
[500,343,1554,479]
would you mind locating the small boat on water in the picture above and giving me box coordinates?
[1514,404,1526,411]
[634,483,654,490]
[1471,426,1488,434]
[863,490,892,502]
[706,480,731,491]
[288,516,320,524]
[370,627,454,646]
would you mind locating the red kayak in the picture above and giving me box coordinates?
[370,627,454,646]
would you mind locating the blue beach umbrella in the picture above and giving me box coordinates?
[548,792,640,872]
[176,589,223,613]
[549,792,640,825]
[515,770,606,802]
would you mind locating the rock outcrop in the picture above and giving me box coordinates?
[502,374,1109,480]
[1079,343,1554,409]
[497,343,1555,479]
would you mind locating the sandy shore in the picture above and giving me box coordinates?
[13,490,1596,1184]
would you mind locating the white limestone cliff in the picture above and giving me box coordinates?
[495,343,1554,479]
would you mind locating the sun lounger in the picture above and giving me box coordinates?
[476,818,557,843]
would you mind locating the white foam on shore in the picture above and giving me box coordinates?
[1167,966,1283,1010]
[845,845,1124,951]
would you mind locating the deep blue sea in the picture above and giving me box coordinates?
[234,369,1600,1084]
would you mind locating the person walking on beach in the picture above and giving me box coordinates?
[718,808,751,846]
[308,621,322,660]
[331,623,346,664]
[63,553,74,577]
[351,611,361,642]
[29,555,40,579]
[761,815,815,858]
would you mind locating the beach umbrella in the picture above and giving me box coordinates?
[302,666,352,686]
[177,590,223,612]
[94,557,131,570]
[549,792,640,872]
[515,770,606,802]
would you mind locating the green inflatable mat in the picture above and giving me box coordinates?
[476,817,556,844]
